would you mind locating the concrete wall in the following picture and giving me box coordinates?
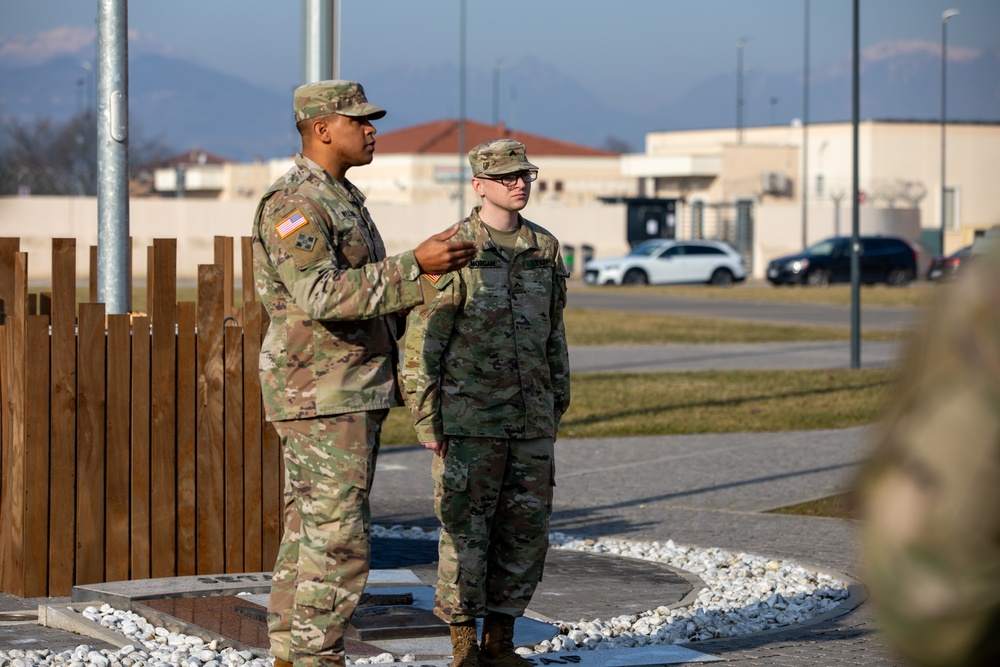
[1,196,629,283]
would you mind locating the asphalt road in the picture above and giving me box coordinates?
[568,286,923,332]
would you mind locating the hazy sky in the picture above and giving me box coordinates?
[2,0,997,115]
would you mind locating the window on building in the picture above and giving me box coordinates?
[945,187,960,231]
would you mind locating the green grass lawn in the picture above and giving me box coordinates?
[570,281,936,309]
[381,367,898,444]
[766,492,858,520]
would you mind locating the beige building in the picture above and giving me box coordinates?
[151,119,636,208]
[624,121,1000,271]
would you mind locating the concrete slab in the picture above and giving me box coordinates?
[387,644,720,667]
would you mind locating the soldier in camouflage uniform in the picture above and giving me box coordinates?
[857,241,1000,667]
[402,139,571,667]
[252,80,476,667]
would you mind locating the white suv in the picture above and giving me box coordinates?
[583,239,747,286]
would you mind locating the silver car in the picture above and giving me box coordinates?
[583,239,746,286]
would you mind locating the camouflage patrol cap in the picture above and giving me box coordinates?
[468,139,538,176]
[293,80,386,122]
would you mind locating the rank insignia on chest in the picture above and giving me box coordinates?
[294,232,317,252]
[276,209,309,238]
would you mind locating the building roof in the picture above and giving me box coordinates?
[149,148,232,169]
[374,119,615,158]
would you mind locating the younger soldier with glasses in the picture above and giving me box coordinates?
[403,139,571,666]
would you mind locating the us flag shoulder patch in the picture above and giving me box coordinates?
[276,210,308,238]
[422,273,442,283]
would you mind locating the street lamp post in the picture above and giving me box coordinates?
[492,58,502,127]
[802,0,810,250]
[940,8,960,257]
[458,0,467,218]
[736,38,748,143]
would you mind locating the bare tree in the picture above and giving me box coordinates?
[0,112,172,196]
[600,135,633,154]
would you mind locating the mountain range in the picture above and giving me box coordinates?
[1,47,998,162]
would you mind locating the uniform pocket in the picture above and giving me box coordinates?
[433,451,470,492]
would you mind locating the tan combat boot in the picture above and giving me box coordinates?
[272,660,293,667]
[480,613,531,667]
[449,620,482,667]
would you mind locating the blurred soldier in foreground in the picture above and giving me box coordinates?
[858,243,1000,666]
[252,80,476,667]
[402,139,571,666]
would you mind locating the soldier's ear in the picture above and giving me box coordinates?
[311,116,334,144]
[471,177,486,197]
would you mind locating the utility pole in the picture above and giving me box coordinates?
[96,0,130,314]
[302,0,340,83]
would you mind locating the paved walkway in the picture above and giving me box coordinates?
[371,427,907,665]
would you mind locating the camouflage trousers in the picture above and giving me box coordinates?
[267,410,387,667]
[433,435,555,624]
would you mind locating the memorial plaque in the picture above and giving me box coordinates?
[346,596,449,641]
[136,595,270,651]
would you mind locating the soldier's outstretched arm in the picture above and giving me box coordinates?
[258,197,426,321]
[413,224,477,274]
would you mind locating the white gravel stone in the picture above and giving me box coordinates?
[0,525,849,665]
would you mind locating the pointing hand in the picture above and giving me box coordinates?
[414,225,477,274]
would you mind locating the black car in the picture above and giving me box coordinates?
[766,236,919,287]
[927,245,972,281]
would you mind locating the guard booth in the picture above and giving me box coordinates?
[600,197,679,248]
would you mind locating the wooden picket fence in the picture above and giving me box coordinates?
[0,236,283,598]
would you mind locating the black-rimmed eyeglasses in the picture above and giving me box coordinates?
[480,170,538,188]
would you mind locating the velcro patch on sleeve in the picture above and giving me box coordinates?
[276,209,309,238]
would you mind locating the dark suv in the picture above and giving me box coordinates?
[766,236,919,286]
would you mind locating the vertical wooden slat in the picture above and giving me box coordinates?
[260,314,282,573]
[106,314,131,582]
[241,237,255,308]
[130,315,151,580]
[38,293,52,316]
[24,315,51,596]
[1,252,28,594]
[224,325,244,572]
[49,238,77,595]
[0,239,21,592]
[214,237,235,318]
[150,239,177,577]
[242,304,263,572]
[146,246,155,316]
[76,302,106,585]
[196,264,225,574]
[88,246,97,303]
[176,302,197,576]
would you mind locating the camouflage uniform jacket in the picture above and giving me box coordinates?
[402,207,570,441]
[252,153,423,422]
